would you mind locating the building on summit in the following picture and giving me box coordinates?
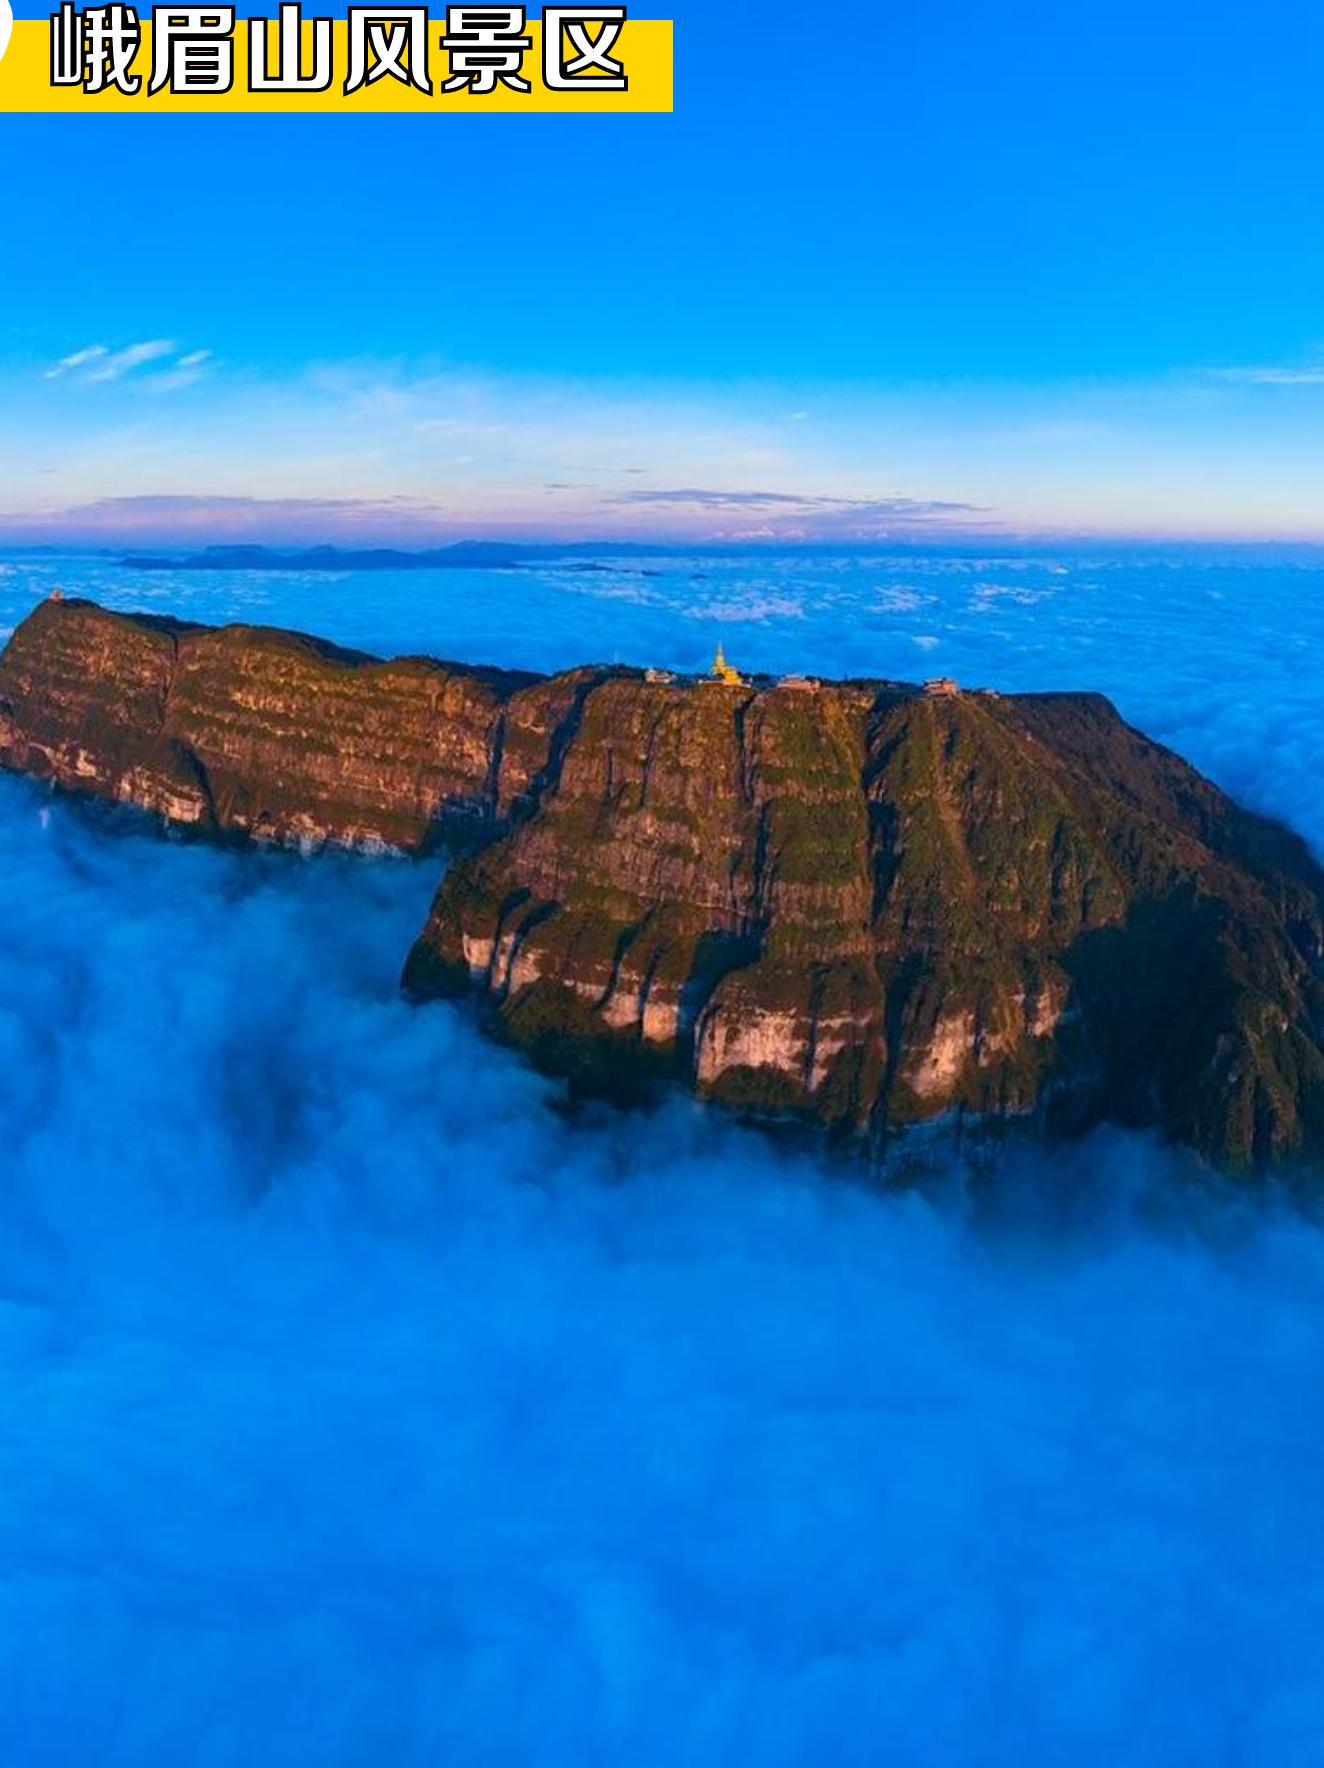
[708,641,745,686]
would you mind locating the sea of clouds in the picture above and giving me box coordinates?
[0,550,1322,1764]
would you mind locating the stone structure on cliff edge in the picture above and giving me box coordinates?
[2,591,1323,1179]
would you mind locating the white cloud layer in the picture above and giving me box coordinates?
[0,553,1321,1764]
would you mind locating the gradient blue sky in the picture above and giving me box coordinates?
[7,0,1324,542]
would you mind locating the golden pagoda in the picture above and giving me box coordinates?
[710,640,743,686]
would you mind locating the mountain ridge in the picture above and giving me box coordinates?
[2,592,1322,1178]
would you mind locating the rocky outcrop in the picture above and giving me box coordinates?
[4,593,1324,1177]
[0,595,564,849]
[405,671,1324,1176]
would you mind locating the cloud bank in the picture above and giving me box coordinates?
[3,783,1324,1768]
[0,552,1322,1764]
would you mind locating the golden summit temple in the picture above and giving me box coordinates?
[709,641,744,686]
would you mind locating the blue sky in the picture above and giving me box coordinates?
[7,0,1324,541]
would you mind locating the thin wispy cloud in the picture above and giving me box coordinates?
[17,355,1000,542]
[616,488,986,519]
[44,339,209,390]
[145,349,214,394]
[1207,364,1324,386]
[414,416,507,437]
[44,344,110,379]
[0,492,458,547]
[35,345,1307,541]
[85,340,177,382]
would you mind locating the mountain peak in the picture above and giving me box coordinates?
[3,593,1322,1178]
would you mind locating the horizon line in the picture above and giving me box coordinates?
[11,533,1324,560]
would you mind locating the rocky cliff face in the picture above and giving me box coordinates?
[4,593,1324,1177]
[405,671,1324,1176]
[0,596,572,849]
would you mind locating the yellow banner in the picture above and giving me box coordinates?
[0,13,673,112]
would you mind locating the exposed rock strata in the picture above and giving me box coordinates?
[0,596,558,848]
[3,593,1323,1177]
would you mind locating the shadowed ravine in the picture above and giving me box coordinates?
[3,592,1323,1179]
